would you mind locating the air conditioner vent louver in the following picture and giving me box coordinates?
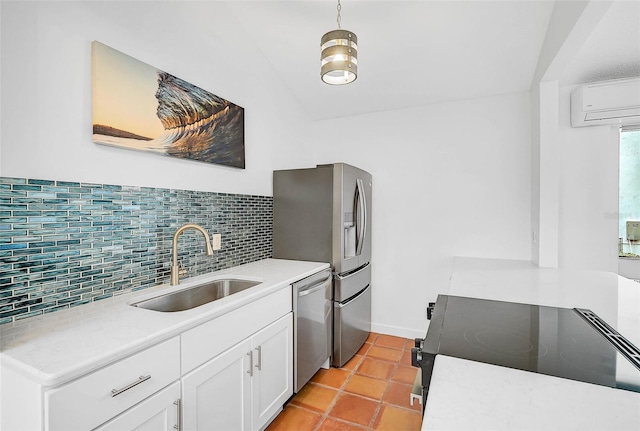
[571,77,640,128]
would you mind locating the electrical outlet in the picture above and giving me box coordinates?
[211,233,222,250]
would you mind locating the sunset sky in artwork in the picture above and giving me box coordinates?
[92,42,166,139]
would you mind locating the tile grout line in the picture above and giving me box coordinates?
[311,353,363,431]
[313,335,377,430]
[344,335,415,430]
[366,339,392,430]
[274,333,421,431]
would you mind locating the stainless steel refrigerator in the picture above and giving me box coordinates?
[273,163,372,367]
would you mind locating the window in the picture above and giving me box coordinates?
[619,129,640,257]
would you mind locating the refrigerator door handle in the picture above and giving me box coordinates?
[335,262,370,280]
[335,284,370,307]
[355,178,367,256]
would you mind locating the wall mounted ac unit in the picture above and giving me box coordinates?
[627,221,640,241]
[570,77,640,128]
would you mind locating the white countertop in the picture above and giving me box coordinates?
[447,257,640,345]
[422,257,640,431]
[0,258,329,387]
[425,355,640,431]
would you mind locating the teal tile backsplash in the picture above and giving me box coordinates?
[0,177,273,324]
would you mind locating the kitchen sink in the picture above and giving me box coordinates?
[131,279,261,312]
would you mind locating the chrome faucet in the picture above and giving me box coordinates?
[171,224,214,285]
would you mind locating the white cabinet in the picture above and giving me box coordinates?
[182,313,293,431]
[1,281,299,431]
[94,382,181,431]
[251,313,293,429]
[45,337,181,431]
[182,338,252,430]
[180,287,292,374]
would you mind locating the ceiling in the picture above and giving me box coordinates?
[226,0,640,121]
[561,0,640,85]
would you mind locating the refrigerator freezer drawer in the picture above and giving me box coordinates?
[333,284,371,367]
[334,263,370,302]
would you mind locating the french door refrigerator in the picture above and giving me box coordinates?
[273,163,372,367]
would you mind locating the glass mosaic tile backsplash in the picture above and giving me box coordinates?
[0,177,273,324]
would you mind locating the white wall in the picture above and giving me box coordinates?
[0,1,314,196]
[534,80,561,268]
[6,1,626,339]
[528,0,613,268]
[556,85,640,280]
[557,85,620,272]
[311,92,532,337]
[0,1,533,340]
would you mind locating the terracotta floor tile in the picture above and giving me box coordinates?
[400,349,413,366]
[357,342,372,355]
[382,381,422,411]
[329,393,380,427]
[317,417,368,431]
[269,332,426,431]
[374,334,407,350]
[290,382,338,413]
[404,338,416,350]
[266,405,322,431]
[344,374,388,400]
[311,367,352,389]
[340,354,363,371]
[367,346,403,363]
[373,404,422,431]
[392,365,418,385]
[356,357,395,380]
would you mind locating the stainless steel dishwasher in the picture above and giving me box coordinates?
[293,268,332,392]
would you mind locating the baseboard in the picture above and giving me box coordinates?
[371,322,429,339]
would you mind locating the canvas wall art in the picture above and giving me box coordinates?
[92,41,245,169]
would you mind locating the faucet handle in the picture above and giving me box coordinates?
[178,264,187,277]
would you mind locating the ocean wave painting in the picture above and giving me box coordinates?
[91,41,245,169]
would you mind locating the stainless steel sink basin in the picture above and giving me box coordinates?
[131,279,261,312]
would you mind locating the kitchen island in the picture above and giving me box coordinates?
[422,257,640,430]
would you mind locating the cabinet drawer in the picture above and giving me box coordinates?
[45,337,180,431]
[182,286,292,374]
[94,381,181,431]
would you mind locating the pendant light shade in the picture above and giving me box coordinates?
[321,30,358,85]
[321,0,358,85]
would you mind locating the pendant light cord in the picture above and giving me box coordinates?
[337,0,342,29]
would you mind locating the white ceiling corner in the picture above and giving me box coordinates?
[561,0,640,86]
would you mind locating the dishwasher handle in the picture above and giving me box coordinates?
[297,275,331,297]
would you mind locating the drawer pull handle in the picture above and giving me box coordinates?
[247,351,254,377]
[173,398,182,430]
[255,345,262,371]
[111,375,151,397]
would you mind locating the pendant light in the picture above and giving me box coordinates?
[321,0,358,85]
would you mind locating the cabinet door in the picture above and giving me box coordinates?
[182,338,252,431]
[252,313,293,430]
[93,382,180,431]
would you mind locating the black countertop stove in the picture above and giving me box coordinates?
[412,295,640,407]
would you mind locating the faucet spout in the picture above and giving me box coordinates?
[171,223,214,286]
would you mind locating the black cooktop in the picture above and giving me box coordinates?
[420,295,640,392]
